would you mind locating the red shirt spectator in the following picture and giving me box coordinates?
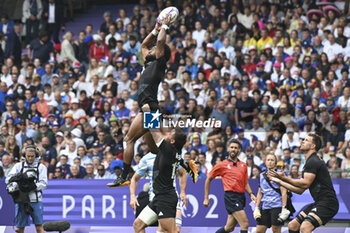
[90,35,108,61]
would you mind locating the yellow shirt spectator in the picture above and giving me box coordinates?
[257,36,273,51]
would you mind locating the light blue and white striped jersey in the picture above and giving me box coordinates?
[135,152,179,201]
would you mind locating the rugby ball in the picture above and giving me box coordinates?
[157,7,179,24]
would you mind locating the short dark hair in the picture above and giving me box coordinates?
[228,139,242,151]
[174,128,187,153]
[309,133,322,151]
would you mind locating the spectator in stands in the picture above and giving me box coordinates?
[83,163,94,179]
[15,120,36,149]
[1,154,12,177]
[5,24,22,66]
[28,30,54,64]
[61,31,79,64]
[43,0,64,43]
[90,35,108,61]
[328,157,342,178]
[52,167,64,179]
[95,165,110,179]
[22,0,42,46]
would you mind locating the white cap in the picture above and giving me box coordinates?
[193,84,202,90]
[71,128,82,138]
[93,34,102,41]
[71,98,79,104]
[56,132,64,138]
[319,103,327,108]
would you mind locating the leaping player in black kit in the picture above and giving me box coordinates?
[107,16,197,188]
[137,102,188,233]
[268,134,339,233]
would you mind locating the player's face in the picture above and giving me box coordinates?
[300,136,313,152]
[145,48,156,62]
[166,129,176,143]
[227,142,240,159]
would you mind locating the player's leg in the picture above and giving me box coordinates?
[232,210,249,233]
[271,225,282,233]
[158,218,176,233]
[256,225,268,233]
[289,203,314,233]
[216,214,237,232]
[133,205,158,233]
[156,225,164,233]
[107,112,147,187]
[301,201,338,233]
[288,211,307,233]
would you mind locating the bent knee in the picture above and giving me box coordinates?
[141,104,151,112]
[133,219,145,231]
[288,220,300,231]
[241,220,249,229]
[271,225,281,233]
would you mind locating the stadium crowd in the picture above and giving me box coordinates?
[0,0,350,182]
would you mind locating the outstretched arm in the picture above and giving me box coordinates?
[178,167,188,207]
[130,173,142,210]
[155,15,171,59]
[269,170,315,189]
[203,175,214,207]
[270,176,305,195]
[141,22,161,61]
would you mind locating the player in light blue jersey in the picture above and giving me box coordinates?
[130,152,188,233]
[254,154,290,233]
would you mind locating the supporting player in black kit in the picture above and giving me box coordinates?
[134,103,188,233]
[107,16,172,188]
[269,134,339,233]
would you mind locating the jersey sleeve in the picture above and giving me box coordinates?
[209,162,223,178]
[303,157,320,175]
[245,164,248,182]
[136,158,148,177]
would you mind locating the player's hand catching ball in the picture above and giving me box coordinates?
[155,22,161,31]
[203,198,210,207]
[162,15,172,26]
[130,195,139,210]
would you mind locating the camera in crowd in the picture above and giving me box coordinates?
[6,170,37,204]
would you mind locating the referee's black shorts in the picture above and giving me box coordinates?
[257,207,283,227]
[224,191,246,214]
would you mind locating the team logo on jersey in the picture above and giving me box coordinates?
[227,164,231,169]
[158,211,164,216]
[143,110,161,129]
